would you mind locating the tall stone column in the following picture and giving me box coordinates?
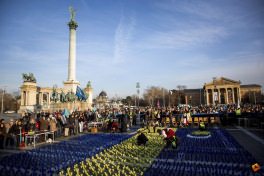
[64,7,80,93]
[68,21,77,81]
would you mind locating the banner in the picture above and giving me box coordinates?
[76,86,87,101]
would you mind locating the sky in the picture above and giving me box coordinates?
[0,0,264,98]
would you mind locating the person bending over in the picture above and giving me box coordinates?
[158,128,178,148]
[137,132,148,146]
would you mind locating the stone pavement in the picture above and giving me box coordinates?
[226,126,264,165]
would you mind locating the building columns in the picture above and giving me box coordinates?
[232,88,235,104]
[218,89,221,104]
[237,88,241,104]
[206,89,209,105]
[39,92,42,105]
[225,88,229,104]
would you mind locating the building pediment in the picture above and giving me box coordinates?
[205,77,240,86]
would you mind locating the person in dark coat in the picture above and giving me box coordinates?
[6,119,17,148]
[120,111,128,133]
[40,116,48,131]
[68,115,75,135]
[0,119,6,149]
[137,132,148,146]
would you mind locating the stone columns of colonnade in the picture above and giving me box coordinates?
[232,88,235,104]
[206,89,209,105]
[225,88,229,104]
[237,88,241,104]
[26,91,29,105]
[218,89,221,104]
[39,92,42,105]
[47,93,50,105]
[21,91,25,106]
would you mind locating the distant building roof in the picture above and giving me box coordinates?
[99,91,107,97]
[241,84,262,88]
[184,89,203,93]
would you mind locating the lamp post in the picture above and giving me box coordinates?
[213,77,217,105]
[1,86,7,114]
[199,88,202,105]
[169,90,171,107]
[136,82,140,108]
[162,88,165,108]
[254,91,256,105]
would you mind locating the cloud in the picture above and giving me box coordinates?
[113,14,136,64]
[155,1,231,21]
[138,25,227,50]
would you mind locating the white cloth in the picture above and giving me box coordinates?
[79,121,84,133]
[162,130,167,138]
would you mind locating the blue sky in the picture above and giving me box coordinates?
[0,0,264,98]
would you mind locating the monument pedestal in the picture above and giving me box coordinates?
[64,81,80,93]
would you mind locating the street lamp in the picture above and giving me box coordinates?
[169,90,172,107]
[1,86,7,114]
[213,77,217,105]
[136,82,140,108]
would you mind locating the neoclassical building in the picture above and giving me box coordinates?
[203,77,262,105]
[176,77,262,106]
[204,77,241,105]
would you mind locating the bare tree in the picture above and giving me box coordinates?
[143,86,169,107]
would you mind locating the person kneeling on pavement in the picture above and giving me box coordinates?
[158,128,178,149]
[137,132,148,146]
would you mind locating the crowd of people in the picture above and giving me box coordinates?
[0,103,263,149]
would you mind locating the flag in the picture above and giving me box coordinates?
[61,109,70,124]
[157,100,160,108]
[76,86,87,101]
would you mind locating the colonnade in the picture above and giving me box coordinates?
[204,86,241,105]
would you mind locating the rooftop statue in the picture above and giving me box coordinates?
[69,6,76,21]
[51,88,59,103]
[87,81,92,88]
[68,6,78,29]
[22,73,36,83]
